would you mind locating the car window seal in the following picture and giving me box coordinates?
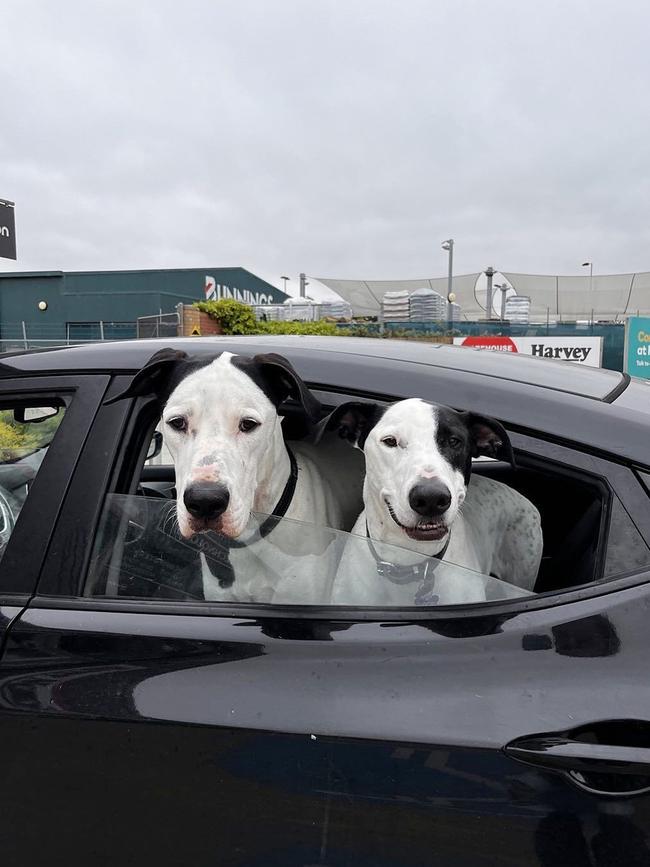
[27,566,650,621]
[603,372,630,403]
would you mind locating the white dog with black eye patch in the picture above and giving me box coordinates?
[319,398,543,606]
[109,348,344,603]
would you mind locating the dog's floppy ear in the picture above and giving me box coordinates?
[104,348,190,405]
[464,413,516,466]
[312,401,382,449]
[249,353,322,422]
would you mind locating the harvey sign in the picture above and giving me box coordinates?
[453,335,603,367]
[625,316,650,380]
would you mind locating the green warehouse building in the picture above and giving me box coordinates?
[0,266,287,346]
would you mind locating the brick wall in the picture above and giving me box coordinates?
[180,305,223,337]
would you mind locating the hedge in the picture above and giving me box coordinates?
[195,299,338,336]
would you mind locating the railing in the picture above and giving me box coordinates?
[0,321,138,352]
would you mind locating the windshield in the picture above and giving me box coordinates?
[86,495,532,608]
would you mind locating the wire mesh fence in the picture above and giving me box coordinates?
[136,312,179,338]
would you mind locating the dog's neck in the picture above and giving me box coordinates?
[253,418,292,517]
[364,479,450,565]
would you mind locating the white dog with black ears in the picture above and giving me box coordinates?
[108,347,344,603]
[317,398,543,606]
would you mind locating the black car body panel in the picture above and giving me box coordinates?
[3,593,650,865]
[0,335,626,400]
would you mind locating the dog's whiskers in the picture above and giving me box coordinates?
[159,501,180,536]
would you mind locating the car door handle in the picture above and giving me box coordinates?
[505,735,650,776]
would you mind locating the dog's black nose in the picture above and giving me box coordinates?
[409,480,452,517]
[183,483,230,520]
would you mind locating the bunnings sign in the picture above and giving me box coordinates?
[204,274,275,306]
[625,316,650,380]
[0,199,16,260]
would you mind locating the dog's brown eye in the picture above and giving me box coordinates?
[381,436,398,448]
[167,416,187,433]
[239,418,260,433]
[448,436,461,448]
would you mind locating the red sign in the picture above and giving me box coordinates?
[459,336,518,352]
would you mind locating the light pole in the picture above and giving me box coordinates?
[441,239,454,300]
[494,283,509,321]
[281,275,290,294]
[484,266,495,320]
[582,262,593,324]
[442,239,454,331]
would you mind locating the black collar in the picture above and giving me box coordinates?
[256,447,299,538]
[365,522,451,605]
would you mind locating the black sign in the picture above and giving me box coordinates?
[0,200,16,260]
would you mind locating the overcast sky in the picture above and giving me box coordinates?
[2,0,650,295]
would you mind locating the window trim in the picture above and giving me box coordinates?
[35,374,136,597]
[0,374,111,601]
[27,563,650,621]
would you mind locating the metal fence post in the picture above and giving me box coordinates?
[21,321,27,349]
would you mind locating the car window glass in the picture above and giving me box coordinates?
[84,495,532,607]
[0,403,65,563]
[604,496,650,578]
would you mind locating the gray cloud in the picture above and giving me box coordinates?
[2,0,650,293]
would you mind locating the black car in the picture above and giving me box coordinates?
[1,335,649,866]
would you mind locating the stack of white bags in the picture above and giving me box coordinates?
[409,287,448,322]
[381,290,410,322]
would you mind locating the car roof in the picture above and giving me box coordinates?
[0,335,626,402]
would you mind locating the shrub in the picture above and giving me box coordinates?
[195,299,339,337]
[195,299,258,334]
[257,320,338,336]
[338,324,380,338]
[0,412,43,462]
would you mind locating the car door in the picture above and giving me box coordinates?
[2,380,650,866]
[0,374,109,648]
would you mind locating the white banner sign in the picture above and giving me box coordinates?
[453,335,603,367]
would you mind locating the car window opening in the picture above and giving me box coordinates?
[83,397,650,608]
[0,400,67,564]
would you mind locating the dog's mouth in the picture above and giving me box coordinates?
[385,498,448,542]
[187,518,224,536]
[185,515,241,540]
[185,509,252,541]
